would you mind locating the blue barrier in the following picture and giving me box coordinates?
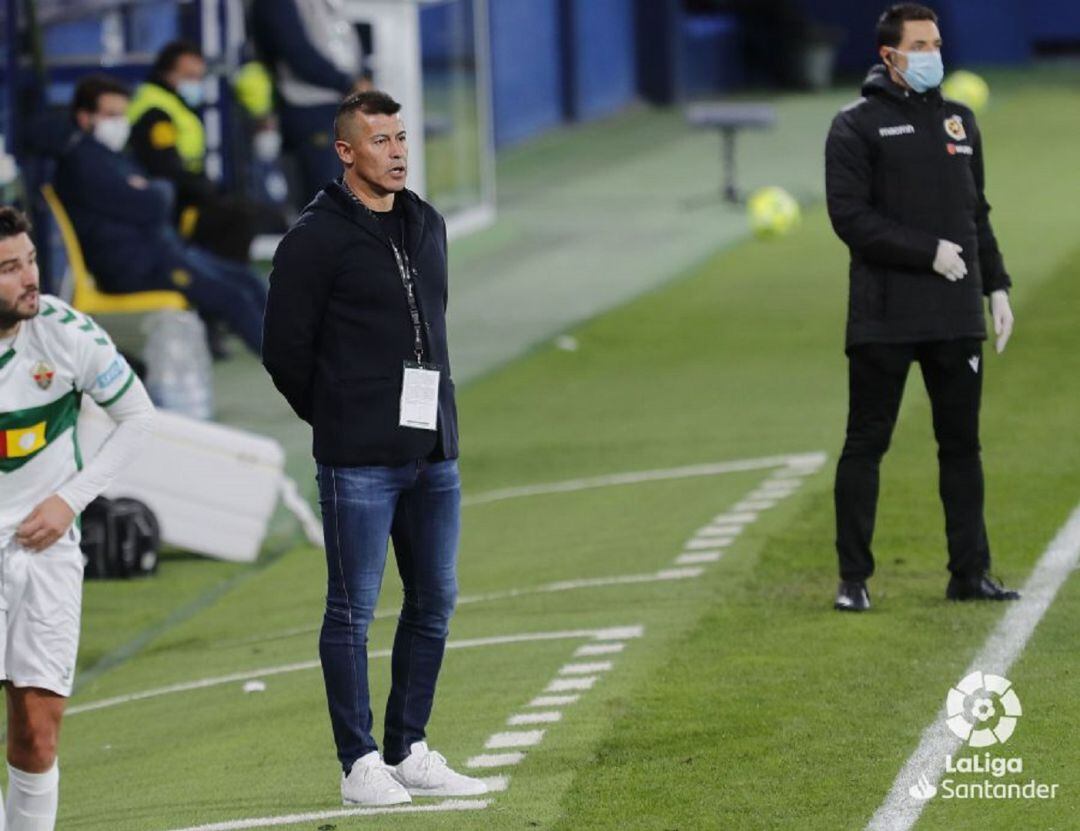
[679,13,744,99]
[562,0,637,121]
[489,0,563,147]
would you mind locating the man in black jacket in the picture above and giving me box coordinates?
[262,91,485,806]
[56,75,268,355]
[825,4,1018,612]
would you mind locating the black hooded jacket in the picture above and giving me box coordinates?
[825,65,1011,349]
[262,181,458,466]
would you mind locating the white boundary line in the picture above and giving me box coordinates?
[68,626,644,717]
[219,453,828,652]
[462,453,826,507]
[866,501,1080,831]
[217,569,700,650]
[160,798,490,831]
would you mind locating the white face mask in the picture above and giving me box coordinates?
[253,129,282,162]
[94,116,131,152]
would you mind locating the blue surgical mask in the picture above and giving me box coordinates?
[893,50,944,94]
[177,80,205,108]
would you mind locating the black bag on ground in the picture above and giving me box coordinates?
[80,497,161,579]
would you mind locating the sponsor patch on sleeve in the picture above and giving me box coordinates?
[96,357,127,390]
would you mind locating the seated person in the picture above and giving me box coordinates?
[53,75,266,355]
[128,40,285,264]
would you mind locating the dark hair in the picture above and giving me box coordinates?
[72,74,130,116]
[152,39,204,76]
[876,3,938,48]
[0,206,32,241]
[334,91,402,139]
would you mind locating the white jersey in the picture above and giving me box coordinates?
[0,295,136,535]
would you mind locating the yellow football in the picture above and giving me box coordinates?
[942,70,990,114]
[747,186,801,239]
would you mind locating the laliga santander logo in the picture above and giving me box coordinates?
[945,671,1022,747]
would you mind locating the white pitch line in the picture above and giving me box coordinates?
[701,518,745,528]
[480,776,509,793]
[508,711,562,726]
[462,452,827,507]
[733,500,776,511]
[467,753,524,769]
[866,501,1080,831]
[712,512,758,524]
[68,626,643,717]
[486,730,544,749]
[685,537,733,551]
[574,643,625,657]
[546,677,597,692]
[676,552,723,565]
[559,661,612,675]
[698,523,743,535]
[689,538,734,550]
[158,799,490,831]
[529,694,579,707]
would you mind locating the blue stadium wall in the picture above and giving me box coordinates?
[794,0,1080,74]
[488,0,637,147]
[26,0,1080,152]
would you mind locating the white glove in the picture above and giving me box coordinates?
[990,289,1014,354]
[933,240,967,282]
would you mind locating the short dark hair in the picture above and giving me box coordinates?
[152,39,204,76]
[334,91,402,140]
[876,4,938,48]
[0,207,32,242]
[72,74,130,116]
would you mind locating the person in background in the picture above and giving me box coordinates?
[825,4,1018,612]
[252,0,370,203]
[55,75,267,356]
[128,40,284,265]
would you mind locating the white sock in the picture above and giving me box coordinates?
[0,783,6,831]
[5,763,58,831]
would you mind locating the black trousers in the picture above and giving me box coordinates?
[834,339,991,582]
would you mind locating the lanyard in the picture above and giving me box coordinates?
[343,181,425,363]
[389,237,425,364]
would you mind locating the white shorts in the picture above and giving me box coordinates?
[0,535,83,697]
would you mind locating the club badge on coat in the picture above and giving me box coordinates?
[31,360,55,390]
[944,115,967,141]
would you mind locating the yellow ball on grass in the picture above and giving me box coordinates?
[747,186,801,240]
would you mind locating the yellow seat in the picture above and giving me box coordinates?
[40,184,188,315]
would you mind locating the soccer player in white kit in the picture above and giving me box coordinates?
[0,207,154,829]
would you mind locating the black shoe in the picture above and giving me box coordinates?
[834,580,870,612]
[946,573,1021,602]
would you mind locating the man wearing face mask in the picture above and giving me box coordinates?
[825,3,1018,612]
[54,75,268,356]
[129,41,284,267]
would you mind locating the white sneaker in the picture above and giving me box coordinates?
[341,751,412,806]
[391,741,489,797]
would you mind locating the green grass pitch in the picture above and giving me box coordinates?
[35,68,1080,829]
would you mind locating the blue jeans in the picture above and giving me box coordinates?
[317,459,461,770]
[172,245,267,355]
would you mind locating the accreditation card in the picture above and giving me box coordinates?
[400,362,440,431]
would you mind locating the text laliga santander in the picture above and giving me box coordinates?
[942,754,1061,800]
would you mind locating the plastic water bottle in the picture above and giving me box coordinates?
[142,311,214,420]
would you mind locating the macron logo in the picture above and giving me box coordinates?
[879,124,916,137]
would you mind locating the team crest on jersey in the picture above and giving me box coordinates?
[31,360,55,390]
[944,115,967,141]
